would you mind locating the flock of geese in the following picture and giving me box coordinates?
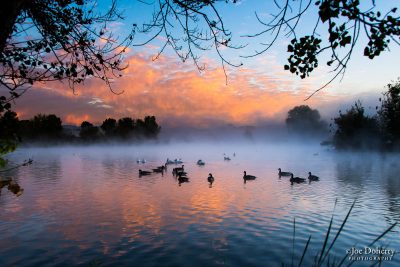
[138,157,320,186]
[278,168,320,184]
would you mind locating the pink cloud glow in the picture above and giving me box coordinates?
[11,53,337,127]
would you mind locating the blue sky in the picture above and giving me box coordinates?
[107,0,400,94]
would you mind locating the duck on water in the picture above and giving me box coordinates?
[139,169,152,176]
[177,172,189,185]
[290,173,306,183]
[153,165,166,173]
[308,172,319,181]
[208,173,215,183]
[173,165,184,175]
[243,171,256,180]
[208,173,215,187]
[278,168,292,177]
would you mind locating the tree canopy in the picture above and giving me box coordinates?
[286,105,327,136]
[0,0,134,112]
[378,79,400,147]
[333,101,380,149]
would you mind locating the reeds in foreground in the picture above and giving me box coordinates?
[290,199,398,267]
[89,199,397,266]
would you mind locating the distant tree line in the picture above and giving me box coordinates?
[0,112,161,143]
[80,116,161,141]
[286,78,400,150]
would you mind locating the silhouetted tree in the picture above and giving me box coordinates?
[135,116,161,138]
[143,116,161,138]
[135,118,145,136]
[116,117,135,138]
[333,101,379,149]
[0,0,134,112]
[28,114,63,139]
[81,121,93,128]
[80,121,99,140]
[0,111,19,167]
[101,118,117,137]
[286,105,327,136]
[0,111,19,139]
[378,79,400,149]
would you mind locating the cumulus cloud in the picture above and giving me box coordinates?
[9,53,362,127]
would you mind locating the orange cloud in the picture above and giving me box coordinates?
[65,114,92,125]
[12,53,337,126]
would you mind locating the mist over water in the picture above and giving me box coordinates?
[1,139,399,266]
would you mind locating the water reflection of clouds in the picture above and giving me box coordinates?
[1,145,400,266]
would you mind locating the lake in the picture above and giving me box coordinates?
[0,142,399,266]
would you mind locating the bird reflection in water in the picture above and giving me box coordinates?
[177,172,189,186]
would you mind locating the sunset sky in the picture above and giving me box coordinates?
[8,0,400,127]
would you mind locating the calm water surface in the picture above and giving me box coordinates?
[0,142,399,266]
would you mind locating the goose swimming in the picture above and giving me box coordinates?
[208,173,215,183]
[278,168,293,177]
[173,165,184,174]
[177,172,189,183]
[176,171,187,177]
[290,174,306,183]
[243,171,256,180]
[153,165,166,172]
[308,172,319,181]
[139,169,152,176]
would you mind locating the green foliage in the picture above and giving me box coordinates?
[286,105,327,136]
[333,101,379,149]
[0,137,17,167]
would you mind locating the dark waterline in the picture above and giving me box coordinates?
[0,142,399,266]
